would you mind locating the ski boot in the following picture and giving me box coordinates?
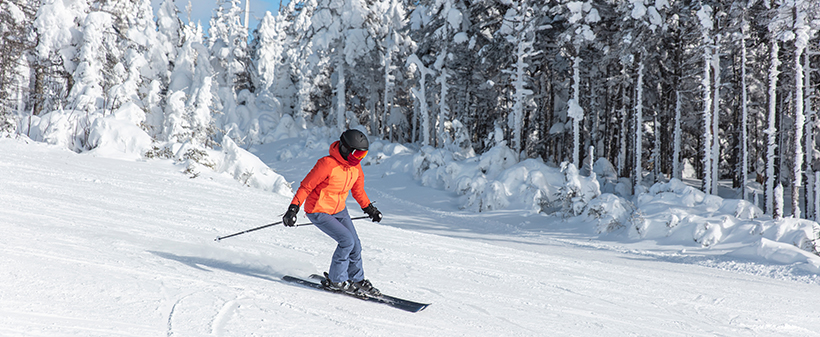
[351,279,381,297]
[321,272,353,292]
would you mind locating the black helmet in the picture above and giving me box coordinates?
[340,129,369,151]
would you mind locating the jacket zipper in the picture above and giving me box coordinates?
[336,166,352,212]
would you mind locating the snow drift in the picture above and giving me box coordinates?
[409,141,820,272]
[18,104,292,198]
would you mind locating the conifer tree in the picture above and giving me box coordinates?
[379,0,413,140]
[252,11,286,114]
[0,0,36,132]
[500,0,539,159]
[209,0,252,141]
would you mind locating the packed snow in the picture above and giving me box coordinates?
[2,123,820,336]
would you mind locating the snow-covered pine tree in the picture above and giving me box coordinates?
[67,10,115,116]
[738,6,750,201]
[252,11,286,114]
[209,0,252,142]
[404,0,450,146]
[765,38,780,216]
[805,19,819,219]
[635,58,644,187]
[406,54,433,146]
[160,13,216,148]
[614,0,667,189]
[335,0,409,139]
[381,0,397,138]
[766,0,790,217]
[432,0,458,148]
[308,0,377,131]
[697,3,715,195]
[0,0,36,133]
[151,0,185,139]
[559,0,599,169]
[109,0,173,138]
[280,0,316,120]
[379,0,412,140]
[165,19,197,143]
[186,22,217,148]
[456,0,512,155]
[30,0,90,118]
[407,0,463,148]
[163,89,187,143]
[719,0,754,202]
[791,0,811,218]
[501,0,538,158]
[409,0,492,150]
[157,0,181,47]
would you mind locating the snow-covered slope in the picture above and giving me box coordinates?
[2,136,820,336]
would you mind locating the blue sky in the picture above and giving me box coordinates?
[152,0,285,34]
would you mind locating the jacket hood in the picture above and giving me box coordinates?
[329,141,350,166]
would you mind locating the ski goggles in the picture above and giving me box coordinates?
[350,149,368,160]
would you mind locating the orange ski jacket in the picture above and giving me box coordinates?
[290,141,371,214]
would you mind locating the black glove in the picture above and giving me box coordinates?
[362,203,382,222]
[283,204,299,227]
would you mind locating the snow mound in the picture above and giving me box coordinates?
[145,138,292,198]
[411,143,611,215]
[21,103,290,197]
[409,143,820,268]
[20,103,152,160]
[20,110,87,150]
[86,102,153,160]
[217,137,293,197]
[622,179,820,267]
[731,238,820,274]
[584,193,637,234]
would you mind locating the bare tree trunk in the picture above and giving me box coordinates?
[702,43,714,195]
[336,49,346,131]
[741,34,749,200]
[572,54,582,168]
[766,40,780,217]
[673,90,682,180]
[805,52,816,219]
[793,40,806,219]
[711,36,721,195]
[635,59,644,188]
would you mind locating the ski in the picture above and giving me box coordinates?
[282,275,430,313]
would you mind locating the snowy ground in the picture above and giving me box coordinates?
[2,135,820,336]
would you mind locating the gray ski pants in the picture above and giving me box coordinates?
[307,208,364,284]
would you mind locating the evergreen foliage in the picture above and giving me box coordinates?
[3,0,820,219]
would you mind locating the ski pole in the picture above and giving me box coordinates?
[214,216,370,242]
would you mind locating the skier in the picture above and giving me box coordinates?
[282,129,383,296]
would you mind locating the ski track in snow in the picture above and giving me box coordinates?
[2,138,820,336]
[210,297,240,336]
